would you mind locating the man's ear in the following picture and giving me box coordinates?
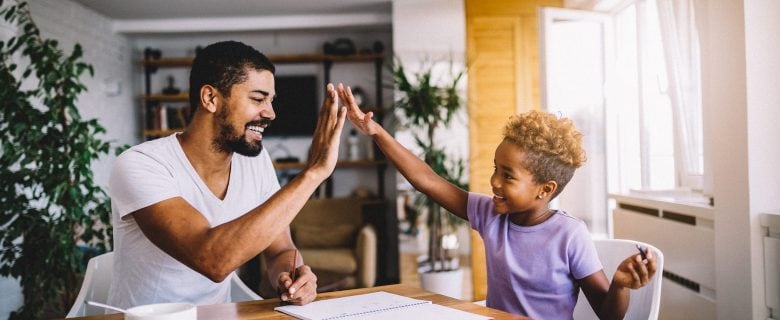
[199,85,219,113]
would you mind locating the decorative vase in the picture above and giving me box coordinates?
[418,268,464,299]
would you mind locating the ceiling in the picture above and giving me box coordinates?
[72,0,392,20]
[72,0,393,34]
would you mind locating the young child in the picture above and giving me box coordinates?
[337,84,657,319]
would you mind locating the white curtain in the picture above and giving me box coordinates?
[656,0,704,185]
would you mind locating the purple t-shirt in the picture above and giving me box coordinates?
[467,193,602,319]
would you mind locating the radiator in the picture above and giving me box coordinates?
[761,212,780,320]
[611,194,716,320]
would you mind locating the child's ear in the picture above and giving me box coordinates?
[542,181,558,198]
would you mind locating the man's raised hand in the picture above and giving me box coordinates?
[306,83,347,180]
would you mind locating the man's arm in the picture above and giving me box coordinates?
[132,84,346,283]
[338,84,468,220]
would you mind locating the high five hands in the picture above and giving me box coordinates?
[306,83,347,180]
[338,84,380,136]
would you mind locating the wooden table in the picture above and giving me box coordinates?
[67,284,528,319]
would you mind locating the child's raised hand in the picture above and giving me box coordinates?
[611,247,657,290]
[337,84,379,136]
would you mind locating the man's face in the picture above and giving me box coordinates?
[212,69,276,157]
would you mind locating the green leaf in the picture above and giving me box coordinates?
[0,2,115,317]
[4,6,15,21]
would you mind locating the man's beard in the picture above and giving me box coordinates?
[212,106,266,157]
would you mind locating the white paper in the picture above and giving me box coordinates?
[274,291,491,320]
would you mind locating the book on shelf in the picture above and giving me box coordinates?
[159,104,168,130]
[145,103,162,130]
[146,103,191,131]
[165,105,190,130]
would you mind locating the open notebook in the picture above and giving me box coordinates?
[274,291,492,320]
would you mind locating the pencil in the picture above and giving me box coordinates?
[280,250,298,306]
[636,244,648,260]
[291,250,298,281]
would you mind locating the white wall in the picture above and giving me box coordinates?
[28,1,137,185]
[744,0,780,318]
[696,0,780,318]
[0,1,135,318]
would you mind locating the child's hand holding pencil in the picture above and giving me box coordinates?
[611,245,658,290]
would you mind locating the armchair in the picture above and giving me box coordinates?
[256,197,377,296]
[291,198,377,290]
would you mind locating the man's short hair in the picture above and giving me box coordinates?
[188,41,275,113]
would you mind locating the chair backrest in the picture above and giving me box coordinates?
[572,238,665,320]
[230,272,262,302]
[66,252,261,318]
[66,252,115,317]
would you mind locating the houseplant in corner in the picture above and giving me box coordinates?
[0,1,120,318]
[391,57,468,298]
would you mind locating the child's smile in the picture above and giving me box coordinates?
[491,139,555,226]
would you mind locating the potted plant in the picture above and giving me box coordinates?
[391,57,468,298]
[0,1,121,318]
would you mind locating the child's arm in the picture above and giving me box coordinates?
[579,248,657,319]
[337,84,469,220]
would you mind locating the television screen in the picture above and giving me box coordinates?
[265,75,318,137]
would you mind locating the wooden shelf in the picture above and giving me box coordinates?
[143,129,183,137]
[142,53,384,67]
[143,93,188,102]
[273,159,386,170]
[141,96,382,116]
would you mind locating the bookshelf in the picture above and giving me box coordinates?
[140,48,397,285]
[141,50,385,140]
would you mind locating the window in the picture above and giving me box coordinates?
[609,0,703,192]
[539,0,704,235]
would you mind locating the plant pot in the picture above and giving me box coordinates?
[418,268,464,299]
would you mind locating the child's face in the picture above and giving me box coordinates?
[490,139,545,215]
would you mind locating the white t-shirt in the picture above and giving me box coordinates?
[106,134,280,309]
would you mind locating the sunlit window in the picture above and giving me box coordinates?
[607,0,702,192]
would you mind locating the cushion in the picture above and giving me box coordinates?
[299,248,358,274]
[294,224,356,248]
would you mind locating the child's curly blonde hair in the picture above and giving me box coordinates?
[503,110,586,198]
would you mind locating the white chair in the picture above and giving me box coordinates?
[230,270,263,303]
[66,252,261,318]
[573,239,665,320]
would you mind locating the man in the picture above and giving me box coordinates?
[107,41,346,308]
